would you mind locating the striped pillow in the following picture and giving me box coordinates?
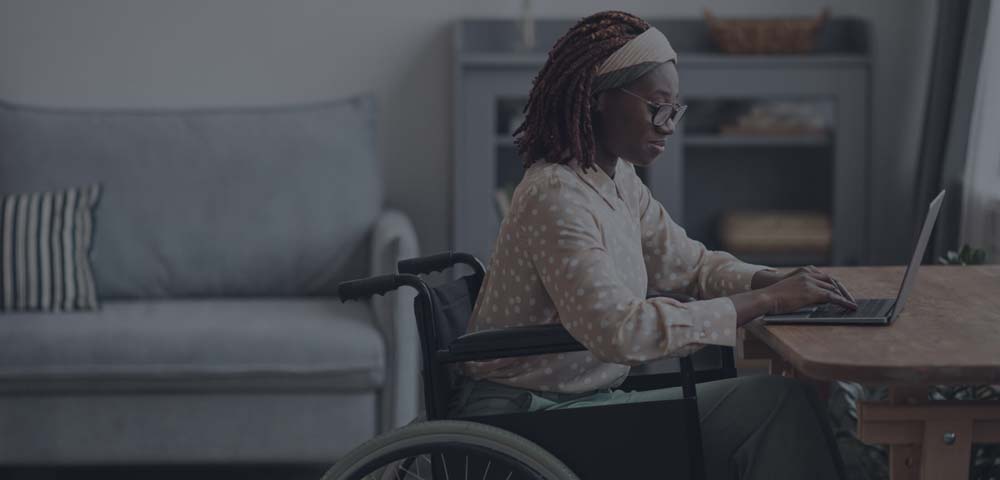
[0,185,101,312]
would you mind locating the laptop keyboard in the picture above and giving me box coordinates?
[811,299,890,318]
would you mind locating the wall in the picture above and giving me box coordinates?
[0,0,935,265]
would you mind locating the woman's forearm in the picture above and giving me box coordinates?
[730,290,773,327]
[751,269,783,290]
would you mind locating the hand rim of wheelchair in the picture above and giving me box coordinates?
[322,420,580,480]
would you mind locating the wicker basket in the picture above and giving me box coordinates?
[705,8,830,54]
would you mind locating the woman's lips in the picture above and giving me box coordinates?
[649,141,665,154]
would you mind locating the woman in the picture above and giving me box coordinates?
[450,11,856,480]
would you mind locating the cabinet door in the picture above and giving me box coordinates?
[455,67,535,262]
[656,62,869,266]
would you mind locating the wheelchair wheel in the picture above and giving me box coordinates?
[322,420,579,480]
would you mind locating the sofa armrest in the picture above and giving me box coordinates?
[369,209,420,431]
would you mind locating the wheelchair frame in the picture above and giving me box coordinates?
[338,251,741,479]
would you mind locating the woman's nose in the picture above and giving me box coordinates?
[656,118,675,135]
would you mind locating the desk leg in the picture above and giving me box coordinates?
[889,387,925,480]
[861,396,999,480]
[919,420,972,480]
[742,331,990,480]
[890,445,920,480]
[867,387,984,480]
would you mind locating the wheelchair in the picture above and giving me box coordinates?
[323,252,740,480]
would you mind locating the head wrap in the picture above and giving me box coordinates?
[591,27,677,94]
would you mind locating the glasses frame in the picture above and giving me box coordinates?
[619,88,687,128]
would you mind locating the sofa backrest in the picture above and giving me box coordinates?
[0,96,382,298]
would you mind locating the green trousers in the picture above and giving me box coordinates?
[450,374,847,480]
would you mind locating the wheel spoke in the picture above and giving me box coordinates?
[399,465,426,480]
[441,453,451,480]
[414,455,426,478]
[336,422,570,480]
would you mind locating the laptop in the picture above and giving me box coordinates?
[762,189,946,326]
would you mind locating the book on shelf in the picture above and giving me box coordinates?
[719,210,831,254]
[719,124,830,137]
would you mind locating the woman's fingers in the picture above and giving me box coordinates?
[804,265,835,283]
[825,290,858,310]
[783,269,858,311]
[804,273,839,293]
[803,267,858,307]
[833,278,857,303]
[809,280,858,310]
[805,275,858,310]
[811,275,836,289]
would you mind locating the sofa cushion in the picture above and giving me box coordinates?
[1,185,101,312]
[0,96,382,298]
[0,298,385,391]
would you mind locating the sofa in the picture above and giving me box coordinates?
[0,95,420,464]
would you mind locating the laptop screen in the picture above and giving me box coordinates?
[889,190,946,322]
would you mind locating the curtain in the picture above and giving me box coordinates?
[913,0,992,263]
[959,0,1000,262]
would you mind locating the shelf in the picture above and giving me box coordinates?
[459,53,870,69]
[456,18,872,267]
[501,134,832,148]
[455,18,872,66]
[732,251,831,267]
[684,133,831,148]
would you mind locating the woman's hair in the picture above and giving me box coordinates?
[514,11,650,171]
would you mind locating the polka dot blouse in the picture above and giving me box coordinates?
[462,158,775,394]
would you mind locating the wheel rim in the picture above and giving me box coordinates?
[344,442,546,480]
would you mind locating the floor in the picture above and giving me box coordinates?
[0,465,331,480]
[0,368,867,480]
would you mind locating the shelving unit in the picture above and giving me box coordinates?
[684,133,832,147]
[454,18,871,267]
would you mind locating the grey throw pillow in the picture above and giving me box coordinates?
[0,184,101,311]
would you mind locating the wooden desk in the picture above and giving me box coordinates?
[739,265,1000,480]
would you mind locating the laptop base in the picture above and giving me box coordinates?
[762,298,895,325]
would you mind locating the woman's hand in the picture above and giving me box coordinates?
[758,267,858,315]
[753,266,851,291]
[751,269,785,289]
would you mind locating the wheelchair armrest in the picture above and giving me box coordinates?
[439,324,586,363]
[439,292,696,364]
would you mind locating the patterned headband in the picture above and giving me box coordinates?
[591,27,677,94]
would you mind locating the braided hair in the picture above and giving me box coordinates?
[513,11,650,172]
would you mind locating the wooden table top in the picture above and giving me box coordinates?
[745,265,1000,385]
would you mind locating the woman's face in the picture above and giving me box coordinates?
[593,62,680,167]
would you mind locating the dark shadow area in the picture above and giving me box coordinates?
[0,464,329,480]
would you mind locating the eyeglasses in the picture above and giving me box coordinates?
[619,88,687,128]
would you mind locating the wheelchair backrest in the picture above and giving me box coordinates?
[417,273,483,417]
[428,274,482,349]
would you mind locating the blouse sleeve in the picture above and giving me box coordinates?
[636,180,776,300]
[524,175,740,365]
